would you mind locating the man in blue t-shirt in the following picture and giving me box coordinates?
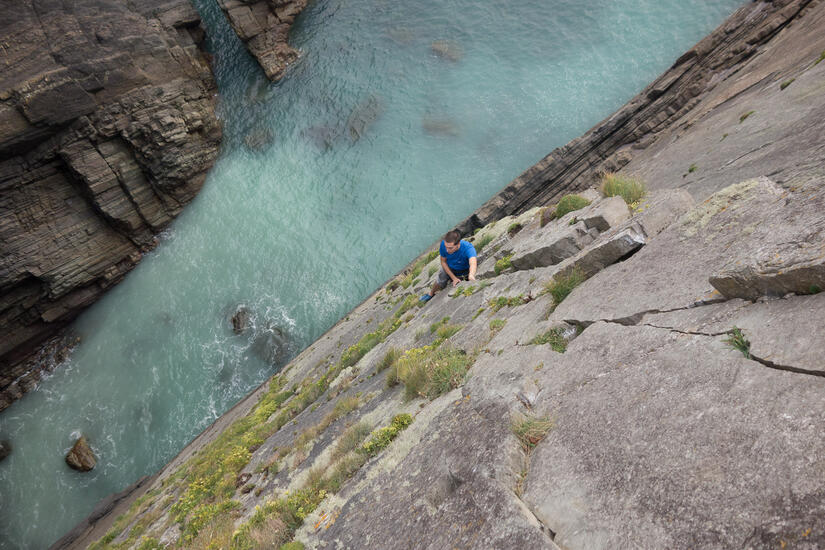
[420,230,477,302]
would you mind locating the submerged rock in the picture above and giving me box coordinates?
[347,95,384,141]
[430,39,463,62]
[251,324,290,366]
[422,116,460,137]
[243,127,275,151]
[302,125,339,151]
[231,307,252,334]
[0,440,11,462]
[65,436,96,472]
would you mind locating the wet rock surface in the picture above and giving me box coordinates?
[65,436,96,472]
[0,0,221,410]
[217,0,308,81]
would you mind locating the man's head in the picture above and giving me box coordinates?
[443,230,461,254]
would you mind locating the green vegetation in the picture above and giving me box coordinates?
[453,280,491,297]
[720,133,728,141]
[488,294,527,312]
[280,543,305,550]
[472,307,486,320]
[543,269,585,307]
[332,421,373,459]
[555,194,591,218]
[428,264,438,277]
[400,251,439,288]
[739,110,755,123]
[494,254,513,275]
[475,233,494,253]
[780,78,795,90]
[340,315,402,368]
[540,206,556,227]
[230,413,413,548]
[489,319,506,333]
[393,346,475,400]
[688,163,698,173]
[429,316,451,333]
[377,348,401,372]
[723,327,751,358]
[361,414,413,456]
[599,173,646,206]
[528,328,567,353]
[815,49,825,66]
[512,414,554,451]
[507,222,523,237]
[385,279,399,292]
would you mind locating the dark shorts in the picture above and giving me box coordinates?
[436,268,469,289]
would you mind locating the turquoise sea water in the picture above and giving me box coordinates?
[0,0,742,547]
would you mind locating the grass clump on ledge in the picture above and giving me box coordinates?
[489,318,506,333]
[488,294,527,312]
[723,326,750,358]
[543,268,585,307]
[475,233,494,253]
[360,413,413,457]
[512,413,553,452]
[528,327,567,353]
[555,194,591,218]
[392,346,474,400]
[600,173,646,206]
[815,49,825,66]
[739,110,755,123]
[494,254,513,275]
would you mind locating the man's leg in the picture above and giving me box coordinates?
[422,269,450,301]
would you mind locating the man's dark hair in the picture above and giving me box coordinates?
[444,230,461,244]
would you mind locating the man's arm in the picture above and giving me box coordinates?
[441,256,460,286]
[468,256,477,281]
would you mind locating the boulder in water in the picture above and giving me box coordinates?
[231,307,252,334]
[431,39,463,62]
[347,95,384,141]
[0,440,11,462]
[422,116,460,137]
[302,125,339,151]
[65,436,96,472]
[244,127,274,151]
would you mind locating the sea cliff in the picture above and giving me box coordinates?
[57,0,825,548]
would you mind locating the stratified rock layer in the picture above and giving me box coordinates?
[0,0,221,409]
[217,0,308,81]
[456,0,818,233]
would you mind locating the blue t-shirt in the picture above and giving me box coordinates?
[439,239,477,272]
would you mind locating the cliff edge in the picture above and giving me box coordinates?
[0,0,223,409]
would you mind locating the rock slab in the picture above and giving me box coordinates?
[65,436,96,472]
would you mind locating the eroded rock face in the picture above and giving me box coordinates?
[217,0,308,81]
[0,439,11,462]
[65,436,96,472]
[0,0,221,409]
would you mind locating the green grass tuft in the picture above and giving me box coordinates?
[815,49,825,66]
[494,254,513,275]
[780,78,795,90]
[600,173,646,206]
[723,327,750,358]
[507,222,523,237]
[543,269,585,306]
[489,319,506,332]
[688,163,698,173]
[739,110,755,123]
[528,328,567,353]
[512,414,554,451]
[395,346,474,400]
[540,206,556,227]
[377,348,401,372]
[488,295,527,312]
[360,414,413,456]
[555,194,591,218]
[475,233,494,253]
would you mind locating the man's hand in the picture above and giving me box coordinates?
[468,274,476,282]
[451,278,461,287]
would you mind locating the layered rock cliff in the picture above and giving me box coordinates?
[0,0,222,409]
[61,0,825,548]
